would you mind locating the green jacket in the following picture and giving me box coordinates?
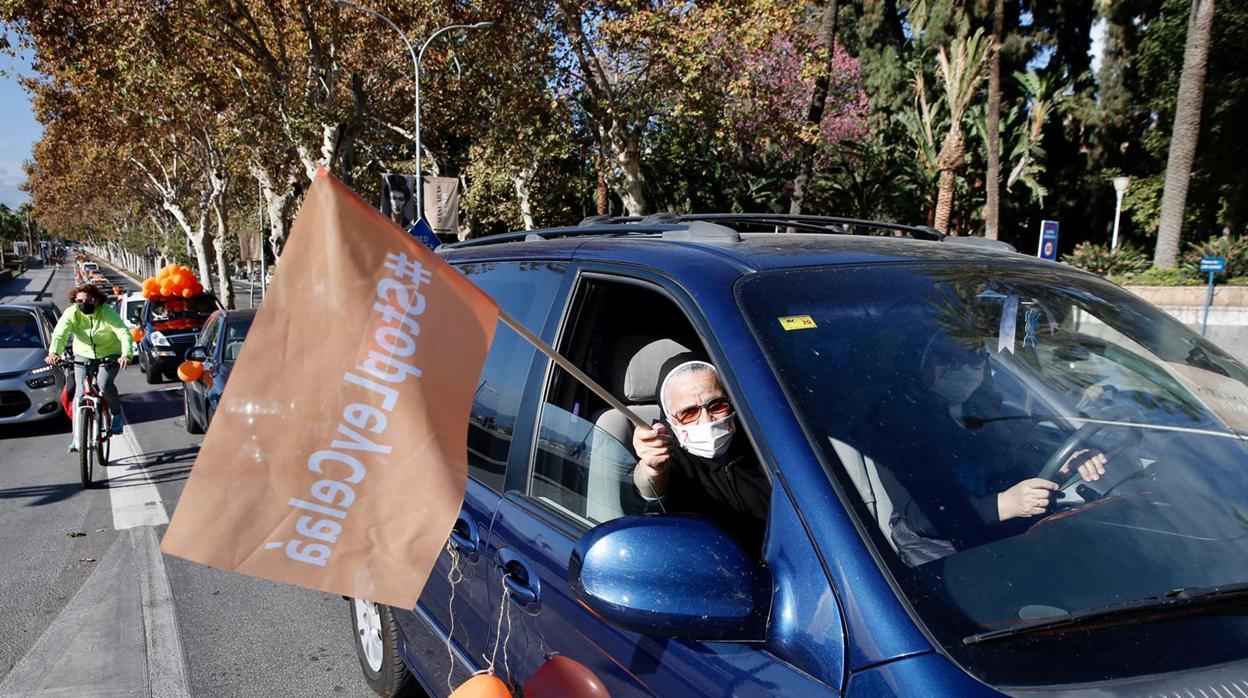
[50,303,135,359]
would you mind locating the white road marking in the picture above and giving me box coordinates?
[104,416,169,529]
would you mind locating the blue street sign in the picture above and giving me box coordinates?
[1200,256,1227,273]
[407,218,442,251]
[1037,220,1060,260]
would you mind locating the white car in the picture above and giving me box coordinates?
[114,292,146,330]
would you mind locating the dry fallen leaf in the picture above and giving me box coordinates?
[95,528,105,533]
[67,531,86,538]
[79,557,96,563]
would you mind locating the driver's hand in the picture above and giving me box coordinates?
[118,356,130,371]
[633,423,673,498]
[45,353,59,366]
[998,478,1060,521]
[1057,448,1108,482]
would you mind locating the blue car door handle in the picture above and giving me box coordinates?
[497,549,541,614]
[448,514,480,562]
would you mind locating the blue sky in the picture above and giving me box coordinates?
[0,28,42,209]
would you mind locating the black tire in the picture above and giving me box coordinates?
[163,369,179,383]
[97,411,110,467]
[348,598,424,698]
[78,407,93,489]
[145,358,162,385]
[184,389,203,434]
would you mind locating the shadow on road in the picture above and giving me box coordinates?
[0,482,82,506]
[102,445,198,488]
[122,387,183,425]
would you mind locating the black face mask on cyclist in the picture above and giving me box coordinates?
[78,301,97,314]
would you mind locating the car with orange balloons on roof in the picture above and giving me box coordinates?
[135,265,221,384]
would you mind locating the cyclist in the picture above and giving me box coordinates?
[45,284,134,449]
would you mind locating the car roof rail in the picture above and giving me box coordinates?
[445,212,944,250]
[940,235,1017,253]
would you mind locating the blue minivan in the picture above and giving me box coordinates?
[348,215,1248,697]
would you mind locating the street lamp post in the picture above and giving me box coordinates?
[329,0,491,221]
[1111,176,1130,250]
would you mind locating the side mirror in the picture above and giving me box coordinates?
[568,514,769,642]
[185,346,208,362]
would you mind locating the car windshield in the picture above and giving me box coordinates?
[148,296,216,328]
[738,263,1248,685]
[0,310,43,349]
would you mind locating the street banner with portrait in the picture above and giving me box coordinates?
[161,169,499,608]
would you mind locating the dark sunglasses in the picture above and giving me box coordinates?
[672,396,734,425]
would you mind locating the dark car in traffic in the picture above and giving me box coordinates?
[344,214,1248,698]
[137,293,221,384]
[181,307,255,433]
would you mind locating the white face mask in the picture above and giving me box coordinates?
[673,414,736,459]
[930,365,983,404]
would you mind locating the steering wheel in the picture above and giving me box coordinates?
[1036,421,1110,482]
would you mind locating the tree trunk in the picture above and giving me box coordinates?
[1155,0,1216,268]
[514,161,538,230]
[210,170,235,310]
[789,0,839,218]
[934,127,965,234]
[595,145,610,215]
[984,0,1004,240]
[608,121,649,216]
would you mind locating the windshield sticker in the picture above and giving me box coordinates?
[778,314,817,331]
[1023,308,1041,349]
[997,296,1019,354]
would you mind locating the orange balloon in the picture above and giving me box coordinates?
[177,360,204,383]
[448,675,511,698]
[165,264,177,274]
[172,273,184,285]
[182,288,194,298]
[131,328,145,342]
[522,656,611,698]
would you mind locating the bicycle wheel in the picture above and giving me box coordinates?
[78,406,94,489]
[96,409,110,467]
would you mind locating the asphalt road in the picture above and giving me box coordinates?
[0,261,376,697]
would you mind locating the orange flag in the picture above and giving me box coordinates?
[161,169,498,608]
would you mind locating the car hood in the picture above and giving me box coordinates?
[0,347,46,374]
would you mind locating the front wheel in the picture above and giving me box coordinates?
[183,389,203,434]
[349,598,423,698]
[78,407,94,489]
[144,358,162,385]
[96,409,110,467]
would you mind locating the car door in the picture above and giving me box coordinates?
[389,258,571,690]
[478,268,843,696]
[190,313,222,426]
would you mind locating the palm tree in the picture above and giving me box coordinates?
[1154,0,1216,269]
[933,28,989,235]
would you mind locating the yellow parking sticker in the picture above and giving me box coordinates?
[779,314,817,331]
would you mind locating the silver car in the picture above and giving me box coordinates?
[0,303,67,423]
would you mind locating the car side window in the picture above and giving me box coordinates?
[457,260,567,493]
[528,276,707,527]
[199,316,222,358]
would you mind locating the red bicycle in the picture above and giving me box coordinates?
[62,358,115,488]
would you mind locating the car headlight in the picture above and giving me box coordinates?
[149,330,171,346]
[27,365,54,376]
[26,375,56,389]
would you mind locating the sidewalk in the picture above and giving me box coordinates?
[0,264,57,304]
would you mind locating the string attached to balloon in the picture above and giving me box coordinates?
[486,573,515,682]
[445,543,464,693]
